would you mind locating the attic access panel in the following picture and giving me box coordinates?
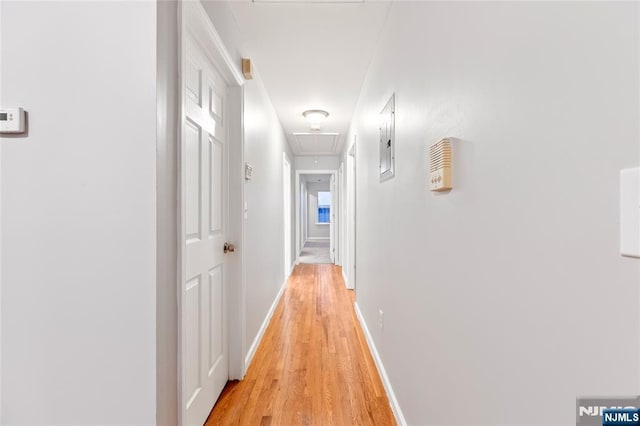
[379,94,395,182]
[254,0,363,3]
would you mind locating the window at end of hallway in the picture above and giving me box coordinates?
[317,191,330,224]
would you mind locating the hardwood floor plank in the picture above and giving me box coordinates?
[205,264,395,426]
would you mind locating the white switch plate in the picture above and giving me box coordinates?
[620,167,640,258]
[0,107,25,134]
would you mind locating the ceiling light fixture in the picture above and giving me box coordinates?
[302,109,329,131]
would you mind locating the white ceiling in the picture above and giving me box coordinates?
[302,173,332,183]
[228,1,391,156]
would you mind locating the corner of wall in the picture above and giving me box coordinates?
[156,1,180,425]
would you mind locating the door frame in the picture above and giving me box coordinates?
[283,153,292,277]
[178,2,245,423]
[344,138,357,290]
[294,169,338,264]
[329,174,335,264]
[337,162,344,266]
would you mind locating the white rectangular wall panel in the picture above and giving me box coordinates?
[187,61,202,106]
[185,277,202,408]
[186,120,202,240]
[621,167,640,257]
[209,266,223,368]
[209,136,223,235]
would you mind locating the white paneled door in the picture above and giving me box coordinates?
[182,38,230,426]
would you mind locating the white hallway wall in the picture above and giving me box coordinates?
[1,1,157,424]
[347,2,640,425]
[201,1,296,365]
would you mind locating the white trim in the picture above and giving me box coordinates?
[342,268,349,289]
[228,84,246,381]
[182,2,243,87]
[245,278,287,369]
[337,162,344,266]
[283,153,292,278]
[307,237,329,241]
[343,136,357,291]
[297,170,337,176]
[156,3,180,424]
[354,302,407,426]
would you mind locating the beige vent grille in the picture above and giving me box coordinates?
[429,138,452,191]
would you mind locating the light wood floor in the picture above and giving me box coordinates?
[205,264,396,425]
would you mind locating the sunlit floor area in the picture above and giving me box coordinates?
[205,264,395,425]
[298,240,332,264]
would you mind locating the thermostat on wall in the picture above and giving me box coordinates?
[0,107,25,134]
[429,138,452,191]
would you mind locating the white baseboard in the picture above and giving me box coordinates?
[354,302,407,426]
[285,261,297,277]
[341,268,351,289]
[245,278,287,370]
[306,237,329,241]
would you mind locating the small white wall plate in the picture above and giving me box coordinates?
[0,107,25,134]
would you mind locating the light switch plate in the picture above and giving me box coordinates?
[620,167,640,258]
[0,107,25,134]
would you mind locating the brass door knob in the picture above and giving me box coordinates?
[224,242,236,254]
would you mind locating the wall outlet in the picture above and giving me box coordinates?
[378,309,384,331]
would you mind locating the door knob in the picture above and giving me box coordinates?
[224,242,236,254]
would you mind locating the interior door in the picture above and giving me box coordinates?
[330,174,335,263]
[182,38,230,426]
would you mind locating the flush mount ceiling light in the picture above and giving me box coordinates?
[302,109,329,131]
